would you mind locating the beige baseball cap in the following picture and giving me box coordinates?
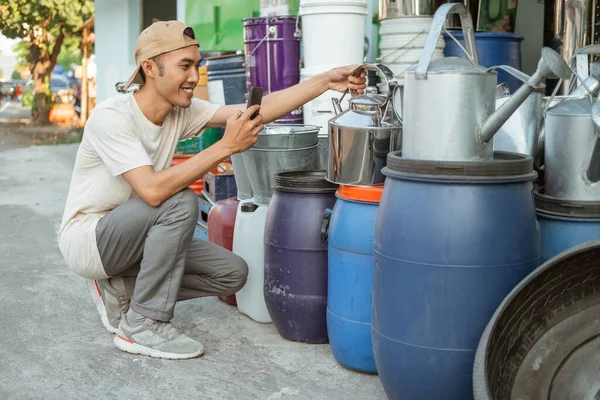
[125,20,200,88]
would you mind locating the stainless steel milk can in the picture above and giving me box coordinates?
[327,63,402,186]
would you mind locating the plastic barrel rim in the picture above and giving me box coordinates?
[272,171,338,193]
[336,184,383,203]
[384,151,536,181]
[534,187,600,218]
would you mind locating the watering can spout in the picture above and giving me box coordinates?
[480,47,572,144]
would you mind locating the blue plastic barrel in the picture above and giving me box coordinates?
[373,152,541,400]
[534,188,600,263]
[443,31,523,94]
[326,185,383,374]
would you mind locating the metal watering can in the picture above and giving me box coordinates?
[534,47,600,168]
[543,88,600,201]
[327,63,402,186]
[401,3,572,162]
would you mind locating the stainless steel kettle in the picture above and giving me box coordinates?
[327,63,402,186]
[401,3,572,162]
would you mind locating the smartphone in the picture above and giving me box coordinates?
[246,86,263,120]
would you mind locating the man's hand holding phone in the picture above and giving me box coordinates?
[221,86,264,155]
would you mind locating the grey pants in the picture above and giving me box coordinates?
[95,188,248,321]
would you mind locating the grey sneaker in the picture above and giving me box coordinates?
[114,317,205,360]
[88,279,130,334]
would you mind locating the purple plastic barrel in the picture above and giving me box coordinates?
[264,171,338,343]
[243,16,303,125]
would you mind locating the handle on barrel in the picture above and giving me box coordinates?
[320,209,332,243]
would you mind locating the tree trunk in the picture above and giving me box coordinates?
[31,32,65,125]
[31,61,52,125]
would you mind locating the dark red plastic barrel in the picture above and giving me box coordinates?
[208,197,240,306]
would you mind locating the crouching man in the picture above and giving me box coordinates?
[58,20,366,360]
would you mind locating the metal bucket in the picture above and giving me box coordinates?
[316,135,328,171]
[241,124,320,205]
[473,239,600,400]
[493,93,543,157]
[544,98,600,201]
[230,153,253,201]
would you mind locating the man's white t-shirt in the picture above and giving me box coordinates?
[58,93,221,279]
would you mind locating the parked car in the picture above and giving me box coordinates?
[50,75,74,103]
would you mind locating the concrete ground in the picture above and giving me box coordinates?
[0,140,386,399]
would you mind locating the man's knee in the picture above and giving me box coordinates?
[229,255,249,292]
[163,188,198,223]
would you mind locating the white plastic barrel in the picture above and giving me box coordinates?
[233,203,272,323]
[299,0,368,68]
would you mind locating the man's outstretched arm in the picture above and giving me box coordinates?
[207,65,367,127]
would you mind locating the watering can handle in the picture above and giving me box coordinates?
[416,3,478,80]
[487,65,546,90]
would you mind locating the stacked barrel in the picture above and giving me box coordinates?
[534,96,600,262]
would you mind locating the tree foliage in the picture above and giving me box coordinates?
[11,70,22,80]
[57,36,83,71]
[0,0,94,124]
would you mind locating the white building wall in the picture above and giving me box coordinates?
[95,0,141,102]
[177,0,186,22]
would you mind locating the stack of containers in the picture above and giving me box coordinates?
[378,16,445,81]
[299,0,368,168]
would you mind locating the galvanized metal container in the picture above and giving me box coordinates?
[545,98,600,201]
[231,153,253,201]
[493,93,543,158]
[403,56,497,161]
[316,134,328,171]
[241,124,319,205]
[402,3,570,162]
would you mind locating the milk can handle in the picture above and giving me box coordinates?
[320,209,332,243]
[416,3,479,80]
[349,63,398,102]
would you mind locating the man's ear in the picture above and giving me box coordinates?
[141,59,155,80]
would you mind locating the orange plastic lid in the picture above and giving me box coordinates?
[337,184,383,203]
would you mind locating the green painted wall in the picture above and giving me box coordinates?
[185,0,260,51]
